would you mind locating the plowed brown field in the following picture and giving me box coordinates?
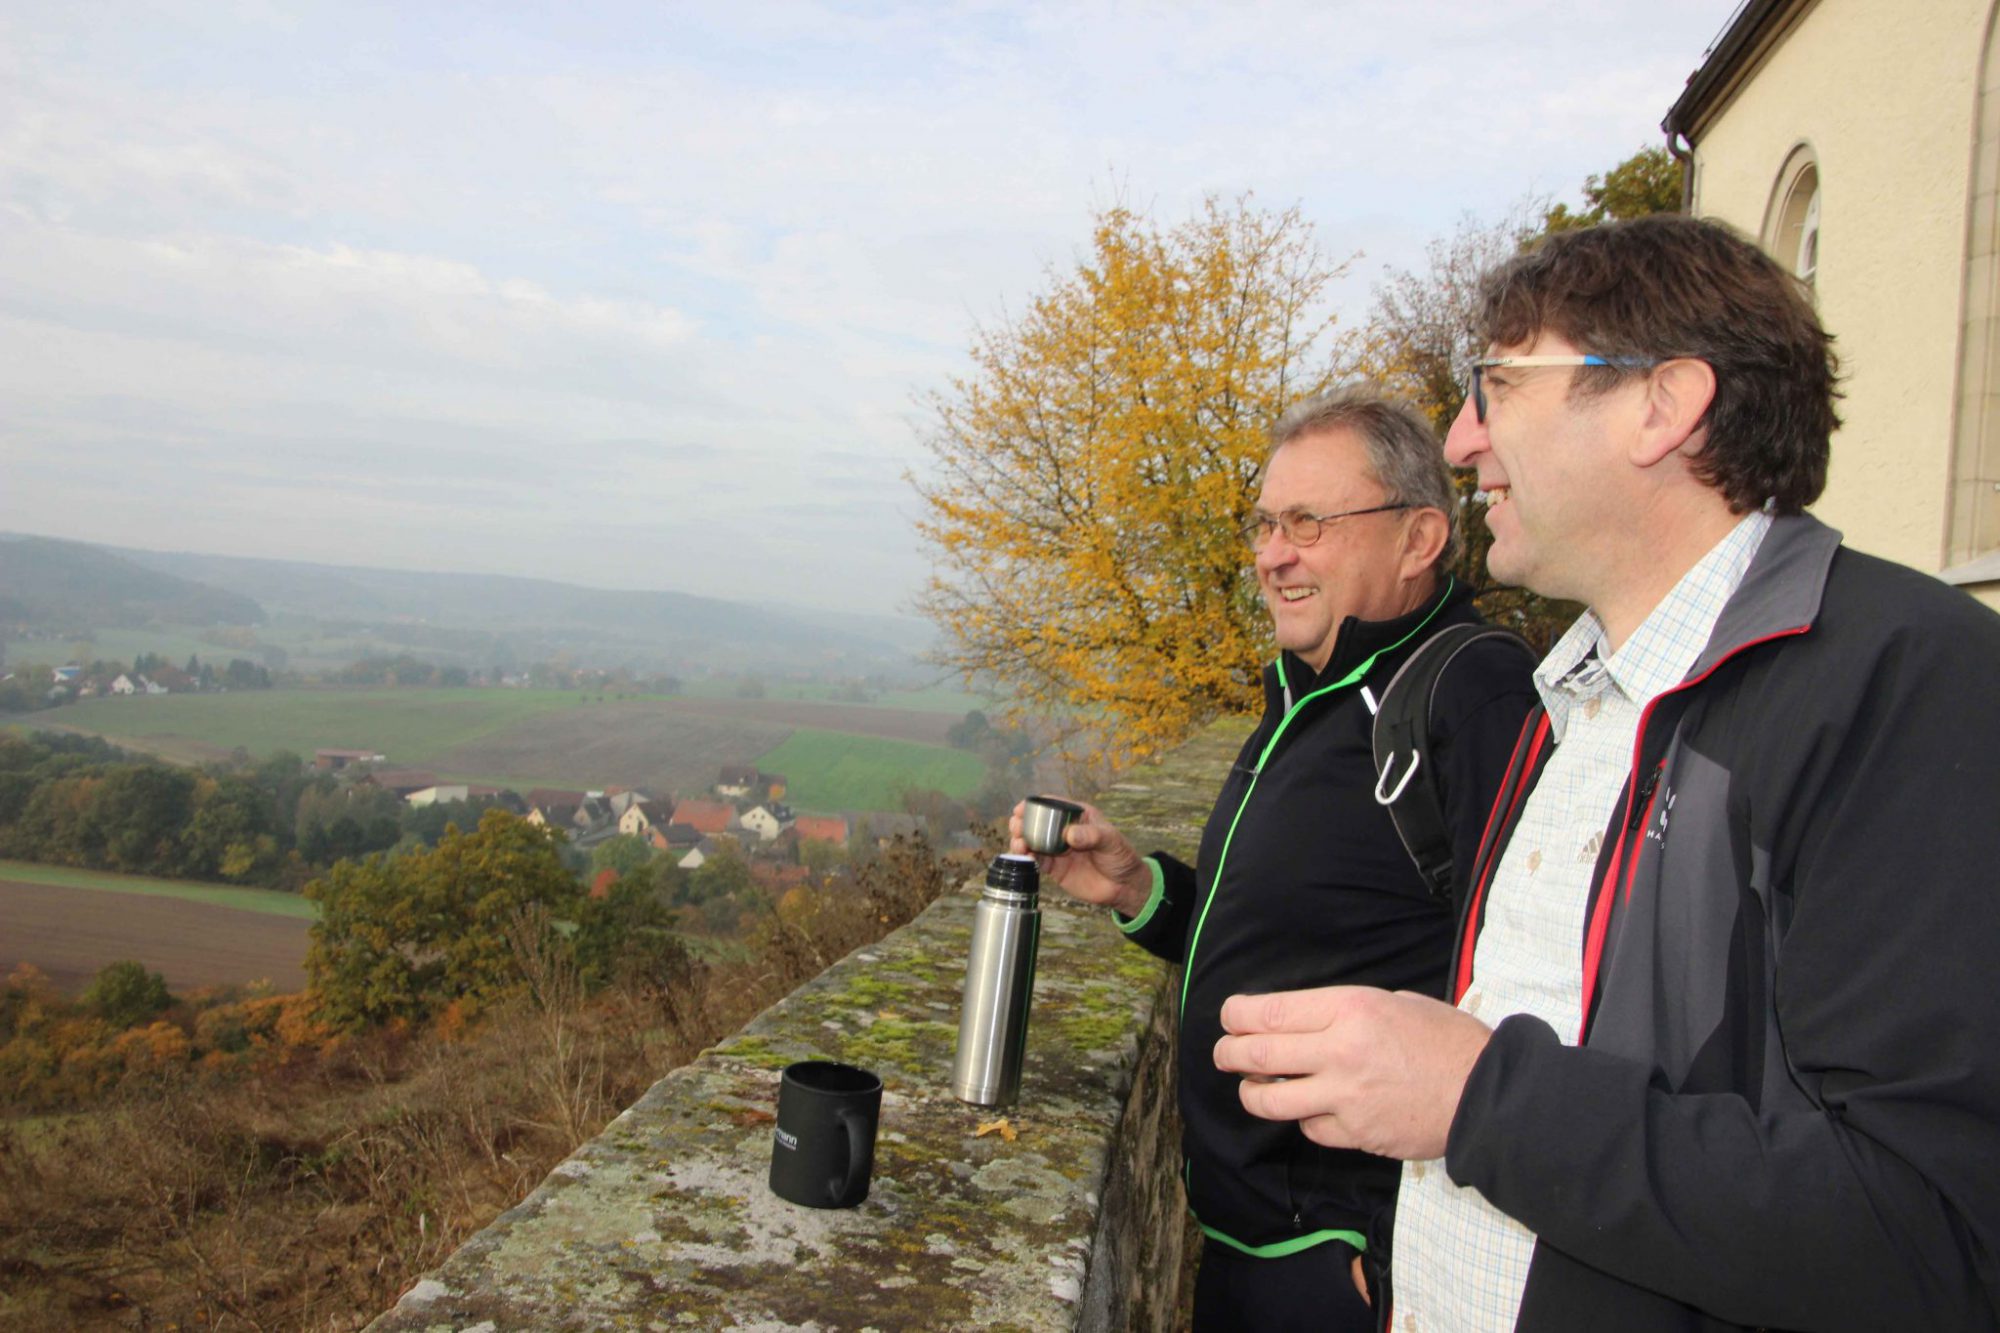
[0,879,311,995]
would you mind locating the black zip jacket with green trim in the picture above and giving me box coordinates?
[1117,579,1535,1254]
[1435,514,2000,1329]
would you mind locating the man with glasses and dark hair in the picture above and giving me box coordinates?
[1216,214,2000,1329]
[1012,385,1534,1331]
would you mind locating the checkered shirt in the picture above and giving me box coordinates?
[1389,510,1772,1332]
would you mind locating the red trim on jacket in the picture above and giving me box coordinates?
[1453,712,1553,1004]
[1571,626,1812,1042]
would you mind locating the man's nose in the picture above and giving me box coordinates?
[1443,395,1486,467]
[1254,530,1296,575]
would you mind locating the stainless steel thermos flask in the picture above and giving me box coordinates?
[951,853,1042,1106]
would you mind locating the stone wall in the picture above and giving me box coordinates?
[368,719,1250,1333]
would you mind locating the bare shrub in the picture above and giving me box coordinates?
[0,834,968,1330]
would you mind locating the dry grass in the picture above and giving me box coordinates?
[0,834,971,1331]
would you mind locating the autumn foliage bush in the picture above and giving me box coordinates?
[0,825,972,1330]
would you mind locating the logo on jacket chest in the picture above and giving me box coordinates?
[1643,785,1677,847]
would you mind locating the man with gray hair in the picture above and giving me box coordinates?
[1014,386,1535,1331]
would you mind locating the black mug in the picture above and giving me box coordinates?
[768,1060,882,1209]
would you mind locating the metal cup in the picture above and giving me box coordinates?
[1020,795,1084,855]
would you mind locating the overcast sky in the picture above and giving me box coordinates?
[1,1,1739,615]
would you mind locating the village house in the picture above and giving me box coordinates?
[679,836,722,871]
[609,791,669,835]
[315,748,386,771]
[737,802,795,843]
[356,769,438,800]
[645,821,703,855]
[714,765,761,799]
[792,814,850,846]
[617,801,665,836]
[574,793,614,831]
[669,798,736,837]
[523,788,590,832]
[147,666,196,693]
[572,820,621,855]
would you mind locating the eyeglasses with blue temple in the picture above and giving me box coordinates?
[1467,354,1659,423]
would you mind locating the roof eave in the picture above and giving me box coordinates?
[1662,0,1814,143]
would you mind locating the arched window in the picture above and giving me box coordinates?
[1764,147,1821,287]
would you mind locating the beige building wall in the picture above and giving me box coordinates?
[1687,0,2000,608]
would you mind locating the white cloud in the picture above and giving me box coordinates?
[0,0,1742,611]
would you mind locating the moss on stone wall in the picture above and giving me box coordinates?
[368,718,1252,1333]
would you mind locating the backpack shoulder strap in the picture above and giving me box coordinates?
[1372,623,1537,903]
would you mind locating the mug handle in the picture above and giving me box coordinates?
[834,1106,869,1202]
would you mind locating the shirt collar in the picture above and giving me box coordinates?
[1535,510,1774,738]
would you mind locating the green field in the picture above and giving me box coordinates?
[753,731,985,812]
[27,687,996,816]
[40,688,588,765]
[674,678,996,714]
[0,860,318,919]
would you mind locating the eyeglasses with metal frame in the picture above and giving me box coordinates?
[1238,503,1413,551]
[1467,354,1659,423]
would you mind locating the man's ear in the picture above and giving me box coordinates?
[1401,508,1450,581]
[1629,358,1717,469]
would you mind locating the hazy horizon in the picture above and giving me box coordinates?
[0,526,933,626]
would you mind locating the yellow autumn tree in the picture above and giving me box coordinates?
[911,196,1348,774]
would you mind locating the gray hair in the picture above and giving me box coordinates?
[1268,385,1461,572]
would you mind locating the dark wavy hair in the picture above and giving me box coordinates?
[1476,214,1840,514]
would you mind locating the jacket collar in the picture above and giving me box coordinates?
[1269,576,1471,700]
[1687,511,1841,680]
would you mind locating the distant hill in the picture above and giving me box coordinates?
[0,536,264,631]
[88,543,934,674]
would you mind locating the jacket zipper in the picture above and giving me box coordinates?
[1573,624,1812,1041]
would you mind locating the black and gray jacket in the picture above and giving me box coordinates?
[1118,578,1536,1258]
[1436,514,2000,1330]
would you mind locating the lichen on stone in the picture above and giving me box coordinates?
[364,718,1254,1332]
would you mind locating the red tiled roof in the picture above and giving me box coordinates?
[793,815,849,844]
[671,799,736,834]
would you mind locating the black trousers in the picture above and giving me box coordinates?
[1191,1238,1375,1333]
